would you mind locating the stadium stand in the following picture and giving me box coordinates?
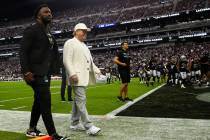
[0,0,210,81]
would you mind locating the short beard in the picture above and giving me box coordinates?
[41,16,52,25]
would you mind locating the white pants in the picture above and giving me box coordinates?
[180,72,187,79]
[71,86,92,129]
[191,70,201,76]
[150,70,157,77]
[156,71,161,77]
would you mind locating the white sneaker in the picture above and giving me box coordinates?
[86,126,101,136]
[70,123,85,131]
[181,84,186,88]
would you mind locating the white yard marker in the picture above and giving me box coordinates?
[0,97,31,103]
[12,106,27,110]
[0,92,61,103]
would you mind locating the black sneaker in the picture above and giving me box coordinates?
[26,128,46,137]
[52,134,70,140]
[124,97,133,101]
[117,96,125,102]
[68,98,73,102]
[61,98,66,102]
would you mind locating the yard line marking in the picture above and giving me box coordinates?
[51,92,59,95]
[0,92,60,103]
[106,84,166,118]
[0,97,31,103]
[51,86,61,89]
[0,88,31,93]
[50,84,112,89]
[0,84,111,103]
[183,92,197,95]
[12,106,26,110]
[0,105,5,107]
[87,84,113,89]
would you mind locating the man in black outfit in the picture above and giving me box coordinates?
[60,59,73,102]
[200,52,210,85]
[113,41,133,102]
[20,4,69,140]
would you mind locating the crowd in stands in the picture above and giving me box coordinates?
[0,58,21,81]
[0,0,207,38]
[0,42,209,81]
[0,0,209,81]
[93,42,210,78]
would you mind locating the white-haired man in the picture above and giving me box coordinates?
[63,23,101,135]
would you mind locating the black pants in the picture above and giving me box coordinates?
[61,77,72,100]
[28,75,56,135]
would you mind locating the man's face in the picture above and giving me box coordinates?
[76,29,87,41]
[123,42,129,50]
[38,7,52,24]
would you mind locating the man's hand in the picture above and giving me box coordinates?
[121,63,127,67]
[96,72,102,78]
[24,72,34,83]
[70,75,78,83]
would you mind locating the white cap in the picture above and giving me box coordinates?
[74,23,91,32]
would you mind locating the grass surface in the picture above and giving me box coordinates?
[0,131,27,140]
[0,78,161,115]
[0,78,162,140]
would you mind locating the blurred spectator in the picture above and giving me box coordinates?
[0,0,207,38]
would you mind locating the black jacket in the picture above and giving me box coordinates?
[20,23,60,76]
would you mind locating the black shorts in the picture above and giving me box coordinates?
[119,70,130,83]
[201,64,210,75]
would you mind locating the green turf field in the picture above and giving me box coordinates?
[0,79,161,140]
[0,78,161,115]
[0,131,27,140]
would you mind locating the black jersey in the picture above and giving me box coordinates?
[191,61,200,71]
[166,62,178,73]
[149,60,156,70]
[200,53,210,64]
[179,60,188,72]
[156,63,163,71]
[116,49,130,71]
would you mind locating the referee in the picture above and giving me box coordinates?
[113,41,133,101]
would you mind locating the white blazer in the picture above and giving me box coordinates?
[63,37,100,86]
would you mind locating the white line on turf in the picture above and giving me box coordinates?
[0,84,112,103]
[0,97,32,103]
[183,92,197,95]
[12,106,26,110]
[0,105,5,107]
[0,92,60,103]
[50,83,112,89]
[106,84,166,118]
[87,84,112,89]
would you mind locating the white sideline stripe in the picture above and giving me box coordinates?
[106,84,166,118]
[12,106,26,110]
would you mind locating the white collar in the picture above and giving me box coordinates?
[73,37,84,43]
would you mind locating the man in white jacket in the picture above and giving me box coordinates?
[63,23,101,136]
